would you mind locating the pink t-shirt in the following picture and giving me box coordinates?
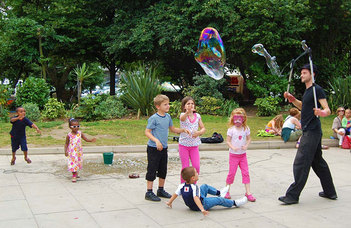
[179,113,202,147]
[227,126,250,154]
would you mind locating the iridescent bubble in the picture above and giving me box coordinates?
[252,44,281,76]
[195,27,226,80]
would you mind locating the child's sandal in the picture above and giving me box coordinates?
[72,177,77,182]
[10,157,16,165]
[24,158,32,164]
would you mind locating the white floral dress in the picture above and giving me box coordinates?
[67,131,83,172]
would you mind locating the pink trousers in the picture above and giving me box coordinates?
[179,144,200,183]
[226,153,250,185]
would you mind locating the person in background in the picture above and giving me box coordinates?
[332,107,346,147]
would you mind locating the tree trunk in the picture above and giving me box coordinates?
[108,62,116,96]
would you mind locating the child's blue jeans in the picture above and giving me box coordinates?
[200,184,234,210]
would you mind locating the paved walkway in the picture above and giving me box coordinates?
[0,146,350,228]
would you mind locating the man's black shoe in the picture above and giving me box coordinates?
[157,189,172,198]
[319,192,337,200]
[145,191,161,201]
[278,196,298,205]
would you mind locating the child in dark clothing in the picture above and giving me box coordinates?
[166,167,247,216]
[10,107,41,165]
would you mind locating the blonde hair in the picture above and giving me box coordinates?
[228,107,248,129]
[345,109,351,117]
[153,94,169,107]
[181,167,196,183]
[272,114,284,129]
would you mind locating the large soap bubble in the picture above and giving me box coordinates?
[195,27,226,80]
[252,44,281,76]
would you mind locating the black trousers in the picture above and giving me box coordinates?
[285,130,336,201]
[145,146,168,181]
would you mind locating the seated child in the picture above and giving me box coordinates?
[342,109,351,135]
[265,114,284,136]
[166,167,247,216]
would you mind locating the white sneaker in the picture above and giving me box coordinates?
[220,186,229,198]
[234,196,248,207]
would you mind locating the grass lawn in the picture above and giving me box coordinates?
[0,114,335,148]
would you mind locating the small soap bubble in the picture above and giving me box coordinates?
[195,27,226,80]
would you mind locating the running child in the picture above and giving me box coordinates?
[166,167,247,216]
[145,94,190,201]
[224,108,256,202]
[178,96,206,183]
[64,118,96,182]
[10,106,41,165]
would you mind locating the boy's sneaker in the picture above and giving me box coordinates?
[145,191,161,201]
[157,189,172,198]
[234,196,248,207]
[220,186,230,198]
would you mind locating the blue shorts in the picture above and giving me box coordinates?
[11,137,28,152]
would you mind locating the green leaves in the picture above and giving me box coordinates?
[120,62,162,117]
[16,77,50,109]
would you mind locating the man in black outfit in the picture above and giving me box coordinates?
[279,64,337,205]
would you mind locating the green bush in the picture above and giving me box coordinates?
[169,100,182,118]
[198,96,221,115]
[42,98,66,120]
[184,75,226,104]
[76,94,104,121]
[120,62,162,116]
[94,96,128,120]
[328,76,351,112]
[217,99,240,117]
[0,84,12,122]
[22,103,41,121]
[16,77,50,109]
[0,108,9,122]
[246,63,288,99]
[254,96,280,117]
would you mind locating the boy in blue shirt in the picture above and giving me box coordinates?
[10,107,41,165]
[145,94,190,201]
[166,167,248,216]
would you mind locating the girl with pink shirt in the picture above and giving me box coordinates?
[224,108,256,202]
[178,97,206,183]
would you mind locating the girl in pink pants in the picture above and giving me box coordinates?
[178,97,206,183]
[224,108,256,202]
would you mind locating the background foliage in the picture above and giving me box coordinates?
[15,77,50,109]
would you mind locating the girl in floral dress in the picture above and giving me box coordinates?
[64,118,96,182]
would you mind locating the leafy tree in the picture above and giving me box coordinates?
[73,63,93,105]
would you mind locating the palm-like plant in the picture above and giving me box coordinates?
[328,76,351,112]
[73,63,93,105]
[120,62,162,118]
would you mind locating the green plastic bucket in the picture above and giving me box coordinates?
[103,152,114,165]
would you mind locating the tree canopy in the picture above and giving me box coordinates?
[0,0,350,101]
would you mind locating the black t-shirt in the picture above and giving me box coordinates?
[301,84,326,131]
[9,117,33,139]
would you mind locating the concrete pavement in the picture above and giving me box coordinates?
[0,145,350,228]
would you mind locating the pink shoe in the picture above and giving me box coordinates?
[245,193,256,202]
[224,192,231,199]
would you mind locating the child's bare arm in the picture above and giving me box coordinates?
[192,119,206,138]
[64,135,69,156]
[31,123,41,134]
[145,128,163,151]
[226,135,238,151]
[242,134,251,150]
[166,193,178,208]
[169,126,190,135]
[194,196,209,216]
[81,133,96,142]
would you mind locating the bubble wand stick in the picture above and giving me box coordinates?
[301,40,318,110]
[284,40,310,102]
